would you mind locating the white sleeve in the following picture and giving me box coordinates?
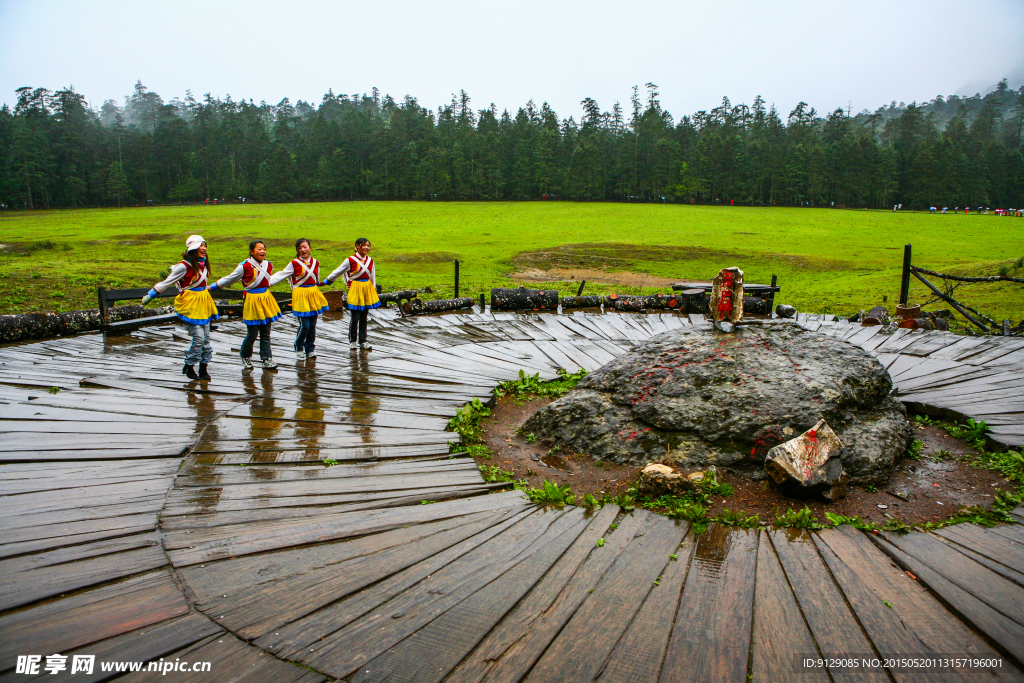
[152,263,188,293]
[267,261,294,287]
[214,262,245,289]
[326,259,351,284]
[370,260,376,287]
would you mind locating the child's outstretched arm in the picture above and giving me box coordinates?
[267,261,294,288]
[209,262,245,291]
[142,263,187,304]
[321,259,351,287]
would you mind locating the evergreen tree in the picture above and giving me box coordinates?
[106,161,129,206]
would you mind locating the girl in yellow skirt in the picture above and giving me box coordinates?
[142,234,219,381]
[268,237,329,361]
[323,237,380,350]
[210,240,282,370]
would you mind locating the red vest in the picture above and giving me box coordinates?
[242,259,273,288]
[290,257,320,285]
[178,260,209,289]
[347,255,373,281]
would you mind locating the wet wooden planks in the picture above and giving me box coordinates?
[3,311,1024,682]
[874,528,1024,665]
[812,320,1024,450]
[659,525,758,683]
[0,570,190,665]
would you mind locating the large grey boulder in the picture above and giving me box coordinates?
[523,322,911,485]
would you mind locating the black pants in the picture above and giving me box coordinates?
[241,322,272,360]
[348,309,368,344]
[295,315,317,353]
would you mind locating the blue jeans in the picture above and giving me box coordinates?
[295,315,318,354]
[241,323,272,360]
[185,323,212,365]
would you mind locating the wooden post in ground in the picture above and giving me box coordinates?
[899,244,912,305]
[454,260,460,299]
[767,274,777,315]
[97,287,108,327]
[576,279,586,296]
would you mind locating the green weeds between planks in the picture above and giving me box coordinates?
[906,440,924,461]
[497,368,588,402]
[450,368,586,452]
[446,397,492,450]
[524,481,576,507]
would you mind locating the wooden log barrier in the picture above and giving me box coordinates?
[403,297,475,315]
[680,289,708,314]
[775,304,797,318]
[862,305,890,326]
[607,293,683,311]
[560,295,604,309]
[681,292,768,316]
[379,290,419,306]
[742,295,769,315]
[489,287,558,311]
[0,305,173,343]
[898,317,936,331]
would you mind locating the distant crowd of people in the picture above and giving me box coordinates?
[890,204,1023,216]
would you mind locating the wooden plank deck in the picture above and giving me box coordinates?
[1,310,1023,680]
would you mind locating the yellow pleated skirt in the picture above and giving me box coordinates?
[347,280,380,310]
[291,285,329,317]
[243,290,283,325]
[174,289,218,325]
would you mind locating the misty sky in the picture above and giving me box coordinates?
[2,0,1022,120]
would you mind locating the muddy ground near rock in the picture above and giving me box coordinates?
[473,397,1017,525]
[476,396,643,500]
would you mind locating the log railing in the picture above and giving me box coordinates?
[898,244,1021,334]
[98,287,292,334]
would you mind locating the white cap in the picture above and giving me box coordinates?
[185,235,205,252]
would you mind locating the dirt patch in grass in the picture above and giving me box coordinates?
[3,240,72,256]
[390,251,459,263]
[511,242,850,274]
[474,397,1017,526]
[111,233,172,243]
[511,267,679,288]
[512,243,736,272]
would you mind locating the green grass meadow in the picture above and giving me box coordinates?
[1,202,1021,324]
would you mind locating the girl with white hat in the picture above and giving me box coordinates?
[142,234,219,380]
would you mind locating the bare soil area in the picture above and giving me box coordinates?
[474,397,1017,525]
[510,267,678,288]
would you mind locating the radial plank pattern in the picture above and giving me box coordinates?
[0,308,1022,681]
